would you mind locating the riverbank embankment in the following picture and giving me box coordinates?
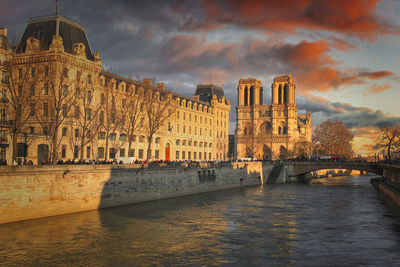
[0,162,274,224]
[371,165,400,208]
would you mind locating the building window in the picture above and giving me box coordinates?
[0,109,5,121]
[209,152,211,160]
[176,151,179,160]
[98,147,104,158]
[76,88,81,99]
[75,106,80,119]
[63,68,68,78]
[62,104,67,117]
[44,66,49,77]
[120,148,125,157]
[188,151,191,160]
[177,111,179,119]
[129,149,135,157]
[109,148,116,159]
[110,133,116,141]
[99,111,104,123]
[61,145,66,158]
[97,132,105,140]
[31,67,35,78]
[29,103,35,116]
[199,152,202,160]
[87,108,92,120]
[101,94,104,104]
[88,74,92,84]
[139,136,144,143]
[76,71,81,81]
[43,102,48,117]
[194,152,196,160]
[62,127,67,136]
[30,84,35,96]
[43,127,48,135]
[155,137,160,144]
[86,146,91,158]
[155,150,159,159]
[18,68,22,79]
[88,90,92,102]
[29,127,34,134]
[17,143,28,157]
[119,134,126,142]
[75,129,79,138]
[43,83,48,95]
[182,151,185,159]
[74,146,79,158]
[139,149,144,159]
[1,71,6,84]
[63,85,68,97]
[122,99,126,108]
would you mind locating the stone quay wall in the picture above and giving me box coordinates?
[371,165,400,209]
[0,162,271,224]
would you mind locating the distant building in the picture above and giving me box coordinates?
[235,74,311,160]
[0,12,230,164]
[228,134,235,159]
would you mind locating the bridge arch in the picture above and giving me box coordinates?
[290,162,383,177]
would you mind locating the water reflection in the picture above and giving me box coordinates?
[1,176,400,266]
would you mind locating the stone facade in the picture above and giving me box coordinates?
[235,74,311,160]
[0,13,230,164]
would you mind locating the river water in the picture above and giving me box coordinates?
[1,175,400,266]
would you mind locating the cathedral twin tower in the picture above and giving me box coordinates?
[235,74,311,160]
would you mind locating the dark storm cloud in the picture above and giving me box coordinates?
[297,96,400,128]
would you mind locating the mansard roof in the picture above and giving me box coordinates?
[194,83,224,102]
[101,71,212,107]
[16,14,94,60]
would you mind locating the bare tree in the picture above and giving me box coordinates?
[73,74,103,160]
[34,65,77,164]
[120,90,144,158]
[313,120,353,159]
[143,90,175,162]
[4,59,37,163]
[291,140,312,159]
[375,126,400,160]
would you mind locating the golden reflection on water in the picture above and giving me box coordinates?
[2,176,397,266]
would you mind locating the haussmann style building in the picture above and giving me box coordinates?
[235,74,312,160]
[0,12,230,165]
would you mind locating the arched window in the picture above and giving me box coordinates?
[283,126,288,135]
[259,86,263,105]
[278,84,282,104]
[244,127,247,135]
[284,84,288,104]
[278,126,282,135]
[250,86,254,106]
[244,86,248,106]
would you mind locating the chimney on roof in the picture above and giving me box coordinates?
[143,78,152,88]
[156,83,165,90]
[0,28,7,37]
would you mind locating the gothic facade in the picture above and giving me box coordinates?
[235,74,311,160]
[0,13,229,164]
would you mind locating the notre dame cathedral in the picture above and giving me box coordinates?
[235,74,312,160]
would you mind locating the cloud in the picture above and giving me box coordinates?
[199,0,400,40]
[367,84,392,93]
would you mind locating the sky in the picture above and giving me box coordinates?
[1,0,400,155]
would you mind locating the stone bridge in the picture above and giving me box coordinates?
[266,161,384,184]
